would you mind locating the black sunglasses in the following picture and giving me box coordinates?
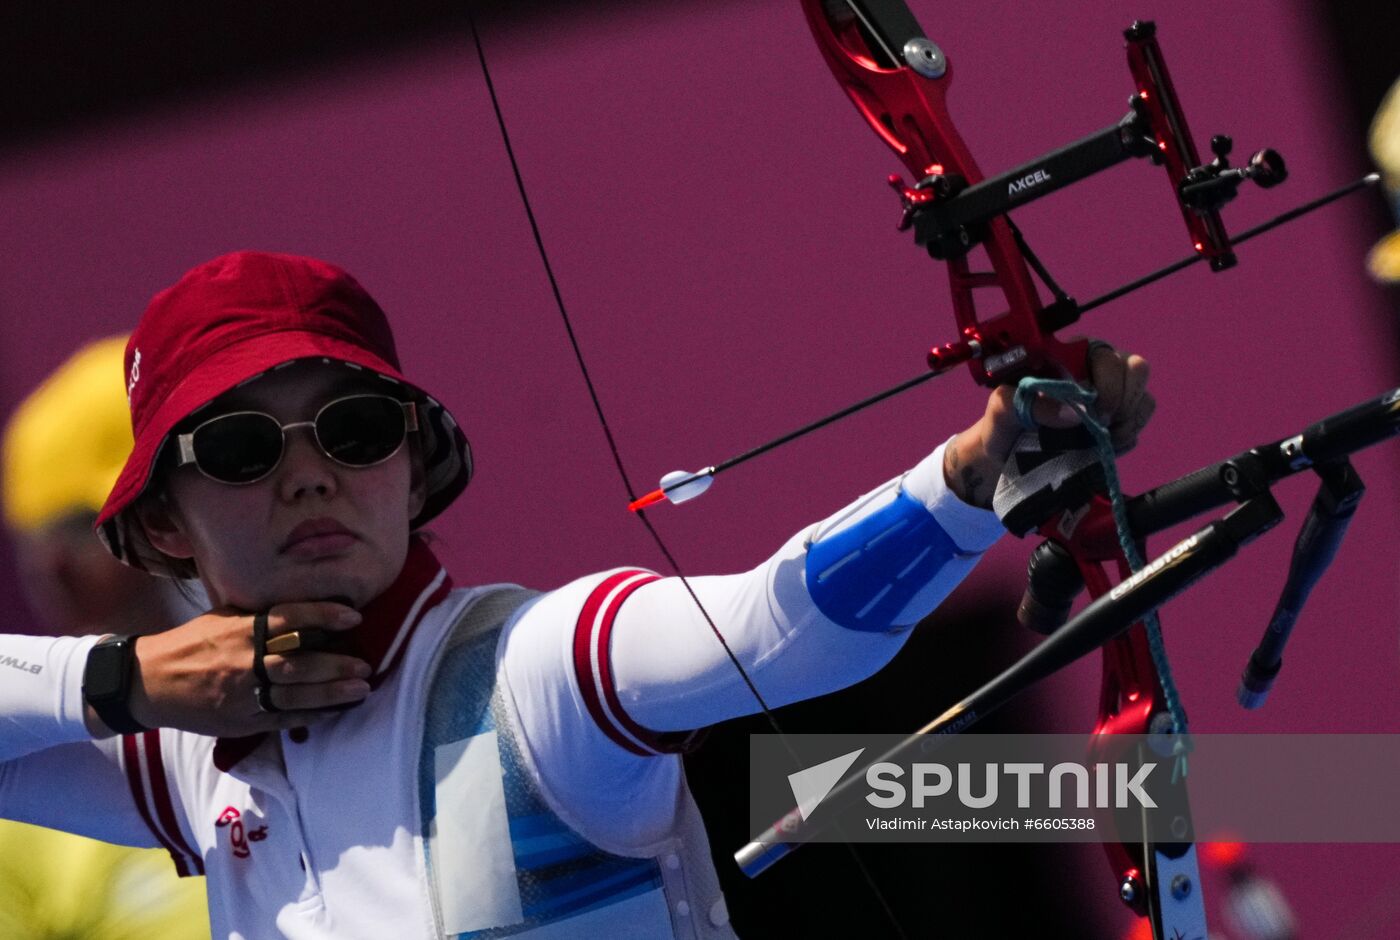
[175,394,418,485]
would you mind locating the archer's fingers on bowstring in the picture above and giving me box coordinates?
[263,601,363,638]
[260,678,372,715]
[263,651,372,685]
[258,602,370,705]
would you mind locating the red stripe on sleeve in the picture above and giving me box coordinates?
[141,730,205,876]
[593,574,703,755]
[572,570,656,757]
[122,734,194,878]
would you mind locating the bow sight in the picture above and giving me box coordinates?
[822,10,1291,388]
[895,21,1287,271]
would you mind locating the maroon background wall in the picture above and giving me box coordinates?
[3,0,1398,936]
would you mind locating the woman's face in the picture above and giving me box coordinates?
[141,362,426,611]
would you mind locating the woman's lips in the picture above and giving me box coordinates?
[280,519,359,559]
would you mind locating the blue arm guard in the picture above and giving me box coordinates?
[805,487,972,632]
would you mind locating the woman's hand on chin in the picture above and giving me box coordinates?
[99,601,372,738]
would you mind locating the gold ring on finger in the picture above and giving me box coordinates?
[266,631,306,655]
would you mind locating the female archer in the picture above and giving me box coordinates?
[0,250,1151,938]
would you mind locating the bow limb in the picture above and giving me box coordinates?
[800,0,1090,386]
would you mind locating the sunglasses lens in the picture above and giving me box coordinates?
[316,396,407,467]
[192,413,285,484]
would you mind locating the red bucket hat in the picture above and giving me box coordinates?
[95,250,472,577]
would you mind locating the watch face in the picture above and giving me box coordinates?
[84,636,148,735]
[84,637,133,703]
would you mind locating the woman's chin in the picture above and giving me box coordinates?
[210,544,401,612]
[238,571,376,611]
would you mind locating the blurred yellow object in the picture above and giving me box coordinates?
[1367,230,1400,281]
[1372,77,1400,179]
[1,335,208,937]
[0,820,208,939]
[2,336,133,533]
[1368,76,1400,283]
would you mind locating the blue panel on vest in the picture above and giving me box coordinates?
[806,488,961,631]
[420,622,664,938]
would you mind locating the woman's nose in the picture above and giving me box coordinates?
[275,424,338,502]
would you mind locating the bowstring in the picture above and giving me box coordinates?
[463,10,778,733]
[464,10,909,936]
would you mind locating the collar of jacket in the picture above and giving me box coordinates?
[212,536,453,771]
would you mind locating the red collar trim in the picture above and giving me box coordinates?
[213,536,452,772]
[344,537,452,684]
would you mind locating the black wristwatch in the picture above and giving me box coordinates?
[82,635,150,735]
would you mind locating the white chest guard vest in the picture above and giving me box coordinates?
[418,587,737,939]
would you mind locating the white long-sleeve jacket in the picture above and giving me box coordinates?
[0,441,1004,939]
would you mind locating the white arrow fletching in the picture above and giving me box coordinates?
[659,468,715,505]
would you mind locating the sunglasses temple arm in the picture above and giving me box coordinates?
[175,432,197,468]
